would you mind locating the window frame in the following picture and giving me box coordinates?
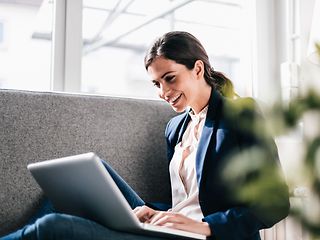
[55,0,283,101]
[51,0,82,92]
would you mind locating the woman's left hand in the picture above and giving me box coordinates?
[148,211,211,236]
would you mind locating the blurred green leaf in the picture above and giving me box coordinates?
[222,87,320,236]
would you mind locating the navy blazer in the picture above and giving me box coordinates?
[164,90,290,240]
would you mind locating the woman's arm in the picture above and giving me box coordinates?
[133,206,211,236]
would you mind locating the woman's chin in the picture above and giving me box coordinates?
[171,105,187,113]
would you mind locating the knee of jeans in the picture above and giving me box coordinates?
[35,213,71,240]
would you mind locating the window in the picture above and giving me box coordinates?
[81,0,255,99]
[0,0,53,91]
[0,21,4,44]
[2,0,258,99]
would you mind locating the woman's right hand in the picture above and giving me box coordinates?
[133,205,159,223]
[133,206,211,236]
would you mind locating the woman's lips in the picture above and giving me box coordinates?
[169,93,182,106]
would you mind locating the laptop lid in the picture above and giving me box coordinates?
[28,152,140,231]
[28,152,206,239]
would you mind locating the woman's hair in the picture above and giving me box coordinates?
[144,31,237,98]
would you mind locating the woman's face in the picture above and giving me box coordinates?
[147,57,203,113]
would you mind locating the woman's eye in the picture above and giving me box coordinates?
[165,76,175,82]
[152,81,160,88]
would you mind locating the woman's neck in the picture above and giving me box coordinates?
[191,84,212,114]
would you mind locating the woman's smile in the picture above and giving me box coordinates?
[168,93,183,106]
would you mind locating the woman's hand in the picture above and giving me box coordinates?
[133,205,159,223]
[133,206,211,236]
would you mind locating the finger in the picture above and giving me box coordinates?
[152,215,173,226]
[149,211,168,225]
[134,206,156,222]
[135,209,150,222]
[162,222,182,229]
[133,206,141,213]
[150,212,183,225]
[153,214,184,226]
[134,205,150,216]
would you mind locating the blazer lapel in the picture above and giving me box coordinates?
[195,90,222,186]
[176,109,191,144]
[195,116,214,186]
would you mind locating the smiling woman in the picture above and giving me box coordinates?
[144,31,238,108]
[140,31,290,239]
[145,31,238,115]
[148,57,212,113]
[0,30,290,240]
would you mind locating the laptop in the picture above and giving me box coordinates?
[27,152,206,240]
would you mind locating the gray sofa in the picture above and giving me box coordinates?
[0,89,176,236]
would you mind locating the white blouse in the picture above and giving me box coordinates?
[169,106,208,221]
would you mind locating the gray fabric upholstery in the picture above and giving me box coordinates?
[0,89,176,236]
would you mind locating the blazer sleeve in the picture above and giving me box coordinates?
[164,113,187,162]
[203,207,265,240]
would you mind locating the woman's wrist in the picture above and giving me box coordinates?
[200,221,211,236]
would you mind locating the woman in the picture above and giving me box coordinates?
[1,31,289,240]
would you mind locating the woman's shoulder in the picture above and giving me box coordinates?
[166,111,188,128]
[222,96,262,119]
[165,110,189,137]
[226,96,257,109]
[221,96,270,140]
[208,90,261,121]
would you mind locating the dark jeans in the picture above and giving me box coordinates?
[1,160,163,240]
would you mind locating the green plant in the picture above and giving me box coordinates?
[222,43,320,238]
[316,43,320,58]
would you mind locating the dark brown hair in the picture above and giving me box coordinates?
[144,31,237,98]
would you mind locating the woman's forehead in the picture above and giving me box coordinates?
[148,57,183,72]
[148,58,186,79]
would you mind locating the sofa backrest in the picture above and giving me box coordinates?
[0,89,176,235]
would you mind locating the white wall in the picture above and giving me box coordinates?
[253,0,288,105]
[299,0,320,95]
[255,0,278,103]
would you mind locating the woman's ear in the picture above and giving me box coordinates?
[194,60,204,79]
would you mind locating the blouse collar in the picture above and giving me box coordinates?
[189,106,208,123]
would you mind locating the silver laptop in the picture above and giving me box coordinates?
[27,152,206,240]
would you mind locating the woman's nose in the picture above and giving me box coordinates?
[159,83,170,100]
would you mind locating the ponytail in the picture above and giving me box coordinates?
[208,68,238,99]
